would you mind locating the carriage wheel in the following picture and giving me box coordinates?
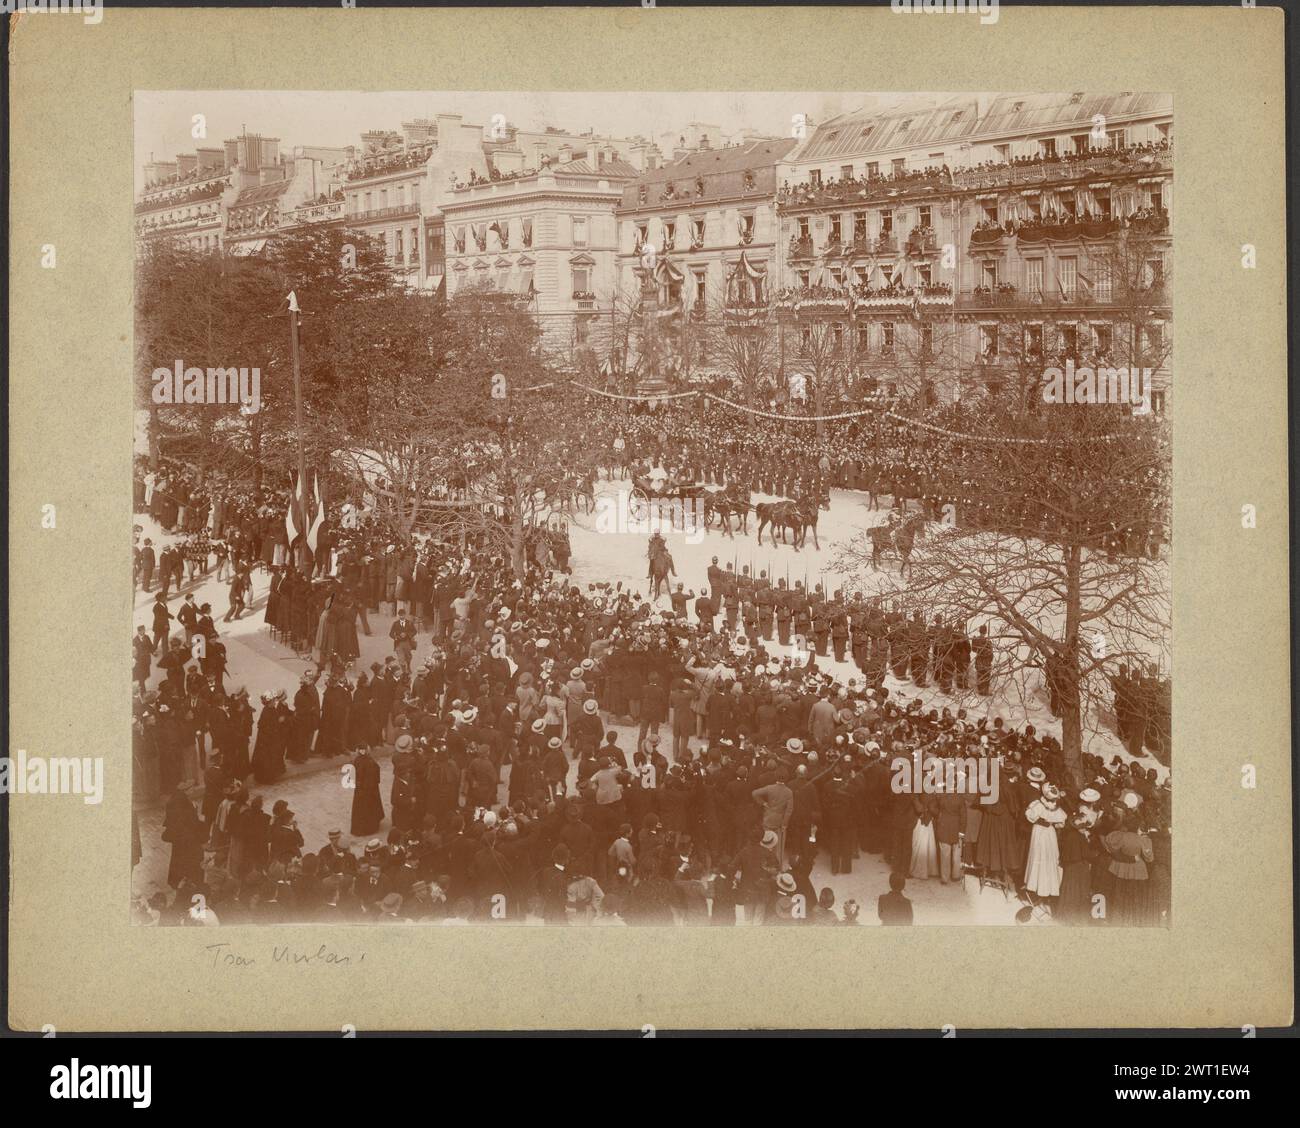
[629,486,650,524]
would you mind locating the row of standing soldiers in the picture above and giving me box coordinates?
[698,560,994,694]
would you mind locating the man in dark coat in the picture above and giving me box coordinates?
[318,676,352,757]
[289,671,321,763]
[350,747,385,836]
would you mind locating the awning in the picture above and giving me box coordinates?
[730,251,767,280]
[226,238,268,257]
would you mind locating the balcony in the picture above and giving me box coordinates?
[572,290,596,311]
[288,200,345,225]
[1013,216,1121,244]
[345,202,421,223]
[788,235,815,260]
[905,228,938,255]
[954,282,1172,312]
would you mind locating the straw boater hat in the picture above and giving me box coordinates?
[1027,766,1047,783]
[786,738,804,755]
[583,699,599,715]
[775,872,798,895]
[761,830,779,850]
[531,719,546,734]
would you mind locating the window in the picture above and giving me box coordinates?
[1026,259,1044,298]
[1025,324,1043,355]
[860,127,875,141]
[1039,138,1057,159]
[496,266,510,291]
[980,324,998,357]
[880,209,893,236]
[800,327,812,355]
[916,264,932,285]
[395,229,404,260]
[364,192,373,211]
[1058,256,1077,298]
[1097,191,1112,218]
[881,322,895,354]
[855,266,869,286]
[841,165,854,181]
[809,169,822,187]
[1145,257,1164,286]
[664,220,676,249]
[1061,196,1077,217]
[1028,197,1042,221]
[1073,133,1091,154]
[396,185,405,206]
[949,111,964,123]
[832,323,844,352]
[928,152,944,164]
[900,119,912,131]
[797,217,809,238]
[854,211,868,239]
[380,189,389,209]
[983,201,998,223]
[982,261,998,288]
[572,267,590,295]
[694,271,706,303]
[921,325,934,355]
[830,267,844,287]
[1012,101,1024,113]
[1095,267,1113,302]
[866,161,879,177]
[891,158,905,175]
[829,215,842,241]
[1143,323,1165,355]
[918,205,932,228]
[798,270,810,288]
[636,222,648,246]
[739,214,754,243]
[572,216,588,246]
[857,325,870,351]
[995,144,1010,162]
[1094,324,1112,354]
[575,320,589,344]
[1107,128,1127,149]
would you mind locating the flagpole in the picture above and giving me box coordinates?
[288,292,308,575]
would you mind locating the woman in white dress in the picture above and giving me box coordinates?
[909,790,939,880]
[1023,782,1067,900]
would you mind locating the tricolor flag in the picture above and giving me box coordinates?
[285,470,308,545]
[307,472,327,555]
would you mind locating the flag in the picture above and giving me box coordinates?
[286,290,300,313]
[307,472,327,555]
[1078,272,1094,296]
[285,470,307,545]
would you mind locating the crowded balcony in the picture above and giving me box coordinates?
[777,138,1173,211]
[345,143,435,182]
[135,178,230,214]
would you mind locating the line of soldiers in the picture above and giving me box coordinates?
[692,556,994,694]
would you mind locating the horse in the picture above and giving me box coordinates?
[869,512,927,575]
[648,541,676,600]
[754,498,813,550]
[558,471,595,515]
[705,484,752,538]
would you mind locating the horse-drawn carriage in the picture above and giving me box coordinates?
[627,471,709,526]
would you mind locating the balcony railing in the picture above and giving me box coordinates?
[346,202,421,223]
[289,200,345,224]
[956,282,1166,310]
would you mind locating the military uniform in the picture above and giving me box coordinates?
[755,574,775,641]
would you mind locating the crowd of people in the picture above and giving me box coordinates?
[777,137,1173,209]
[134,468,1170,929]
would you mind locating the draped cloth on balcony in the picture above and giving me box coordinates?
[521,218,533,248]
[727,252,767,305]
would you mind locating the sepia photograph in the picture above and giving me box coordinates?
[130,87,1174,931]
[7,3,1292,1056]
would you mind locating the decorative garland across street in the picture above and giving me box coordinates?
[532,379,1153,445]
